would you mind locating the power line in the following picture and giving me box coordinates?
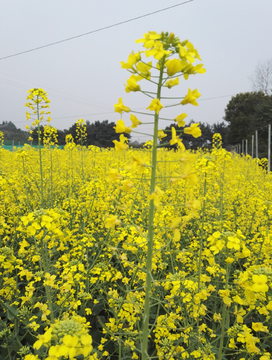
[0,1,193,61]
[198,94,234,101]
[0,71,112,110]
[0,74,112,109]
[51,94,236,119]
[1,68,233,109]
[4,93,236,125]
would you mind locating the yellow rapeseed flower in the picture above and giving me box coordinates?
[174,113,187,127]
[112,134,129,153]
[181,88,201,106]
[105,215,121,230]
[165,77,179,88]
[130,114,142,128]
[146,98,164,114]
[114,97,130,114]
[252,274,268,293]
[125,75,141,93]
[184,123,202,138]
[114,119,132,134]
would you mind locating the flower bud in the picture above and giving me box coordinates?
[169,33,175,43]
[180,39,189,47]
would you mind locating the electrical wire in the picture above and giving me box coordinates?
[0,71,113,110]
[0,0,193,61]
[198,94,235,101]
[3,93,235,126]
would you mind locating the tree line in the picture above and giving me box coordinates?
[29,119,229,150]
[1,90,272,155]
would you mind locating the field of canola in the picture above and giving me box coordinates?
[1,30,272,360]
[1,142,272,360]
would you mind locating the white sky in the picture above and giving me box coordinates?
[1,0,272,142]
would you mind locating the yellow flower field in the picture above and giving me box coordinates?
[1,30,272,360]
[0,142,272,360]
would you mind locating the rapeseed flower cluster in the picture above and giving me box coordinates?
[30,316,95,360]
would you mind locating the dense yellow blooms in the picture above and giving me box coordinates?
[1,31,272,360]
[0,141,272,360]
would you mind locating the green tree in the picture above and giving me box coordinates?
[66,120,131,148]
[198,122,213,149]
[224,92,266,143]
[56,129,68,145]
[86,120,131,148]
[255,96,272,157]
[0,121,28,143]
[7,121,17,129]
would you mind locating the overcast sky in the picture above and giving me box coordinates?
[1,0,272,142]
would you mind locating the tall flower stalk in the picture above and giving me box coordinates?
[75,119,87,182]
[113,31,206,359]
[25,88,51,207]
[142,57,166,359]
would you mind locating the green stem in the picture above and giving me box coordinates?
[218,264,230,360]
[81,131,85,182]
[119,338,122,360]
[197,172,207,292]
[219,161,225,231]
[22,157,31,210]
[142,56,165,360]
[40,238,55,322]
[36,96,44,207]
[70,147,74,198]
[50,150,53,208]
[5,334,12,360]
